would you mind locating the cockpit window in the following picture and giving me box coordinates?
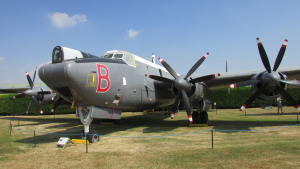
[102,53,114,58]
[101,51,136,67]
[114,54,123,58]
[52,46,63,63]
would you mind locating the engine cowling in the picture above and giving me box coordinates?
[252,71,287,101]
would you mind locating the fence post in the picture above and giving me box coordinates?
[245,110,246,117]
[34,130,36,147]
[211,130,213,149]
[10,120,12,136]
[297,113,298,123]
[85,133,88,153]
[54,114,55,121]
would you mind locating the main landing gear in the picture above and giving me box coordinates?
[192,111,208,124]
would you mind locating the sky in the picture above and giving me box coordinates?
[1,0,300,84]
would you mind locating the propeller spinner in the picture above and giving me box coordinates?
[149,53,220,123]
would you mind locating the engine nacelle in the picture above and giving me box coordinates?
[252,71,287,101]
[172,83,212,110]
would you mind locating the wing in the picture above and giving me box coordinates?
[0,87,30,93]
[193,69,262,90]
[194,67,300,90]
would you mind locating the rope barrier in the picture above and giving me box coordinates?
[10,120,300,138]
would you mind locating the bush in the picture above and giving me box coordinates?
[0,94,75,115]
[211,87,300,108]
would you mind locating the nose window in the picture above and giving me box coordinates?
[52,47,63,63]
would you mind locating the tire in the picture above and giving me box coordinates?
[200,111,208,124]
[87,130,99,143]
[192,111,200,124]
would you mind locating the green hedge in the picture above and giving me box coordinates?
[0,94,74,115]
[211,87,300,108]
[1,87,300,114]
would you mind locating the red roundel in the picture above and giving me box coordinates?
[96,64,111,93]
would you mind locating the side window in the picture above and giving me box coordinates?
[159,69,163,77]
[124,53,136,67]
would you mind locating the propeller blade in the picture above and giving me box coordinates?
[181,90,192,123]
[276,85,300,111]
[31,96,43,114]
[12,93,25,99]
[32,67,37,84]
[240,83,269,111]
[184,53,209,80]
[280,80,300,88]
[25,72,34,89]
[257,38,272,73]
[171,92,181,119]
[51,97,64,113]
[148,75,174,83]
[189,73,220,83]
[37,91,52,95]
[158,58,178,79]
[273,39,288,71]
[25,100,32,115]
[228,80,261,88]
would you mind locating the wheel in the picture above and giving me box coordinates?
[192,111,200,124]
[200,111,208,124]
[87,130,99,143]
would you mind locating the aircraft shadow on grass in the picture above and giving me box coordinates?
[2,112,298,144]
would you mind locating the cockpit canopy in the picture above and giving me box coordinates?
[101,50,136,67]
[52,46,97,63]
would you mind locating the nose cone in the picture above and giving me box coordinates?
[175,76,191,93]
[24,89,38,97]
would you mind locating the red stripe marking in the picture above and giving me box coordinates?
[285,39,288,42]
[202,56,206,59]
[212,74,215,78]
[118,95,124,105]
[149,75,151,78]
[207,52,209,55]
[295,105,300,109]
[282,45,287,47]
[161,60,165,64]
[145,74,147,77]
[218,73,220,76]
[257,42,262,46]
[243,104,247,108]
[188,115,192,118]
[234,84,237,88]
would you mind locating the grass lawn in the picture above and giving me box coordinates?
[1,107,300,168]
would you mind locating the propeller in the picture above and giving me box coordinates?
[230,38,300,111]
[51,97,64,113]
[13,68,52,115]
[149,53,221,123]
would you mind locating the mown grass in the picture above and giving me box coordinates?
[1,107,300,168]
